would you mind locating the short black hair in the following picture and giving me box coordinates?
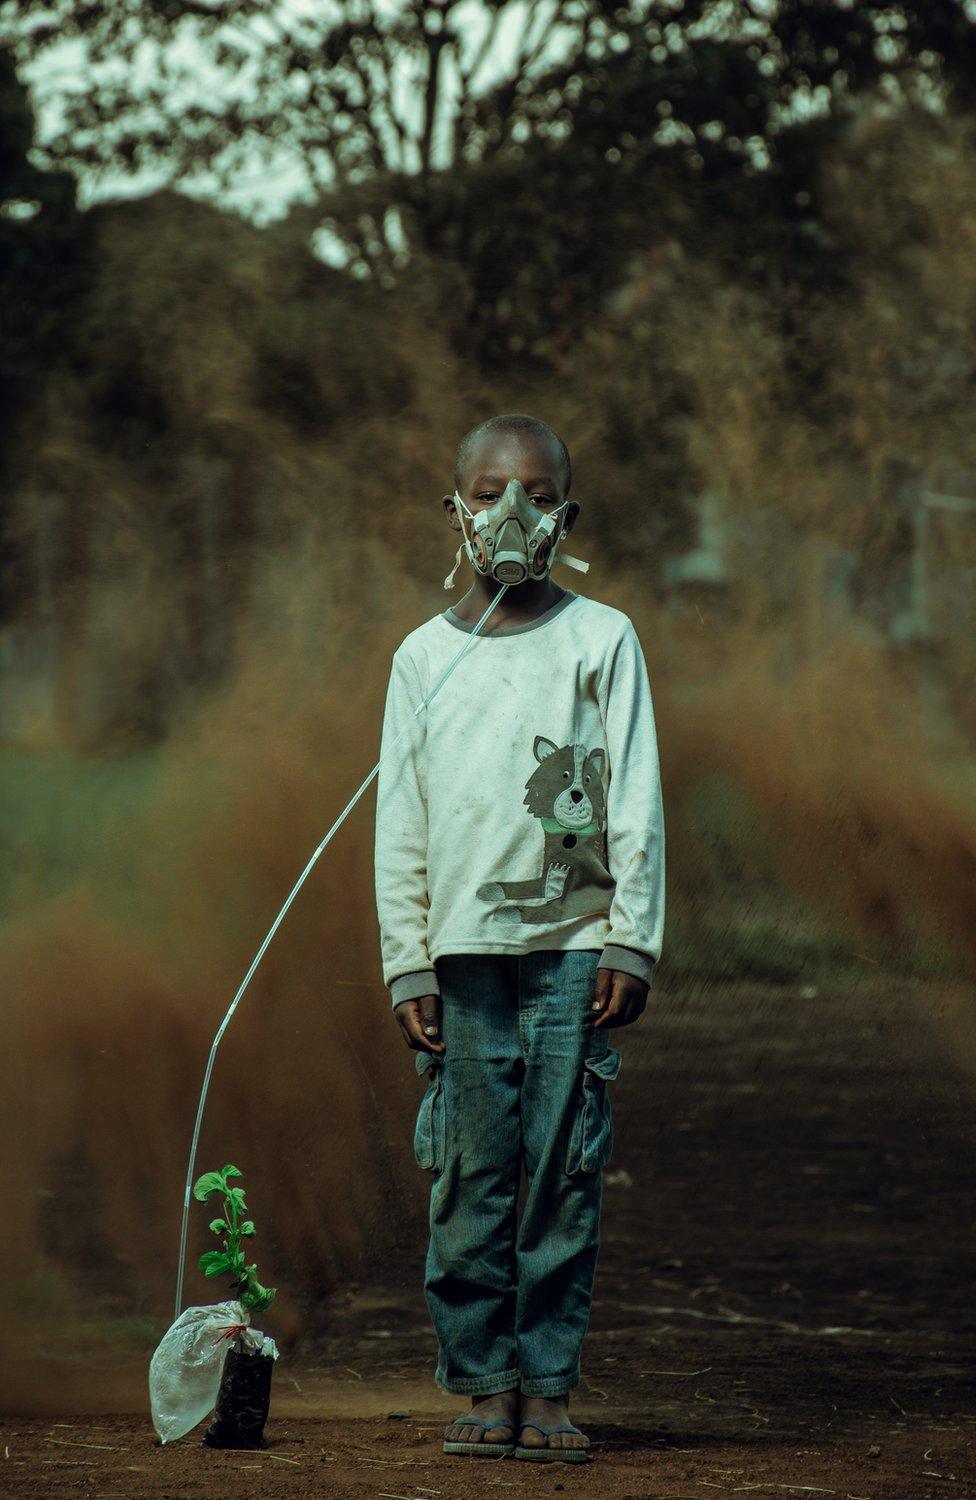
[454,413,572,495]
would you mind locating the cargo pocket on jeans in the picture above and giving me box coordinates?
[412,1051,446,1173]
[565,1048,622,1175]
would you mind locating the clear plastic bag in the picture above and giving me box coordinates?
[149,1300,256,1444]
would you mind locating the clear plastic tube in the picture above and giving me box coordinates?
[174,585,511,1318]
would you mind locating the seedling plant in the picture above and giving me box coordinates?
[193,1164,276,1315]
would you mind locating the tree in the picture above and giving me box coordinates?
[4,2,975,272]
[0,43,85,624]
[3,0,621,280]
[0,42,81,419]
[4,1,976,364]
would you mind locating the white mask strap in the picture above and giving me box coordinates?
[443,542,466,590]
[552,503,589,572]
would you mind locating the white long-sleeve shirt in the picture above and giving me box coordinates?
[373,589,665,1008]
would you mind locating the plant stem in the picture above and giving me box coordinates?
[223,1186,243,1301]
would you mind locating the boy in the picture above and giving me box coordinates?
[373,413,665,1462]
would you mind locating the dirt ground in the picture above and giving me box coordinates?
[3,976,975,1498]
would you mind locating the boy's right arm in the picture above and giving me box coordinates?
[374,647,444,1054]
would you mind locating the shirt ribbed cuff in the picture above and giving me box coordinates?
[389,968,441,1009]
[598,944,656,989]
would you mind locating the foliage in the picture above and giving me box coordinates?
[3,48,976,738]
[0,44,84,468]
[4,0,976,320]
[193,1163,277,1312]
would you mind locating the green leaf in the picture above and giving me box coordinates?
[226,1187,247,1213]
[221,1164,243,1180]
[240,1279,277,1311]
[198,1250,233,1278]
[208,1218,229,1235]
[240,1220,256,1236]
[193,1172,226,1202]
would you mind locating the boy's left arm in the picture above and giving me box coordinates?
[593,621,665,1029]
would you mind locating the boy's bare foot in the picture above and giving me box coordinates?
[519,1393,590,1452]
[443,1387,519,1447]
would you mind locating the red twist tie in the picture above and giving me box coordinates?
[212,1322,248,1345]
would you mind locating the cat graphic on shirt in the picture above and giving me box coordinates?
[477,735,615,925]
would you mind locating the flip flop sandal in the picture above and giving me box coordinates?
[515,1419,592,1462]
[442,1414,516,1457]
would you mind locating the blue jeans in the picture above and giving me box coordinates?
[411,950,622,1398]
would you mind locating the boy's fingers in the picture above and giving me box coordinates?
[592,966,612,1013]
[598,993,648,1029]
[594,970,650,1028]
[393,999,417,1041]
[418,993,442,1039]
[593,994,625,1028]
[593,973,623,1027]
[394,996,444,1053]
[394,1000,434,1053]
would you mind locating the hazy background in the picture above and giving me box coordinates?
[1,0,975,1403]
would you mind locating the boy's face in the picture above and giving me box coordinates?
[443,431,580,543]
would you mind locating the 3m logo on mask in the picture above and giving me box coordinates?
[444,479,589,589]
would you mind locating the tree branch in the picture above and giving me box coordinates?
[419,29,448,173]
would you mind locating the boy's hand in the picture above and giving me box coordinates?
[592,967,649,1028]
[394,995,445,1054]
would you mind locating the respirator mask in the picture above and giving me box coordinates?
[443,479,589,589]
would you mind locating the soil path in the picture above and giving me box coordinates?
[3,977,975,1497]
